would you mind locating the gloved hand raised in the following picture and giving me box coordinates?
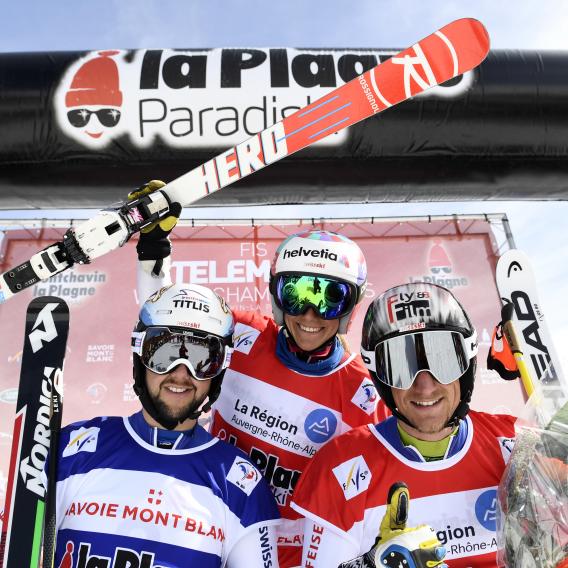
[128,180,182,276]
[338,482,447,568]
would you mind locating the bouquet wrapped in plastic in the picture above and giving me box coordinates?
[497,400,568,567]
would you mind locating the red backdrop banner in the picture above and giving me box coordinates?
[0,218,524,505]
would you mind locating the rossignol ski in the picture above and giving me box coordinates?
[0,297,69,568]
[495,248,567,412]
[0,18,490,304]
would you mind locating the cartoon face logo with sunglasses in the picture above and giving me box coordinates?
[59,50,124,146]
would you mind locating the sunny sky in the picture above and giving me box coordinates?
[1,0,567,373]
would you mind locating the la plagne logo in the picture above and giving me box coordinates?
[54,51,127,149]
[408,240,469,290]
[54,48,473,150]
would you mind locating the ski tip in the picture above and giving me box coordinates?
[27,296,70,312]
[465,18,490,50]
[439,18,491,71]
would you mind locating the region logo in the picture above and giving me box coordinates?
[123,382,137,402]
[33,268,107,304]
[86,344,115,364]
[304,408,338,444]
[408,240,469,290]
[332,455,371,500]
[474,489,498,531]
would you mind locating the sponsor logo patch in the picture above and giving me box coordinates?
[351,379,379,415]
[233,323,260,354]
[226,456,261,495]
[332,455,371,500]
[62,426,100,457]
[387,291,431,324]
[497,436,515,464]
[58,541,167,568]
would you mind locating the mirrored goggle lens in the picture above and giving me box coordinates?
[67,108,122,128]
[139,327,227,380]
[373,331,470,389]
[275,275,354,319]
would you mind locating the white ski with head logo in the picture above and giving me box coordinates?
[496,249,567,411]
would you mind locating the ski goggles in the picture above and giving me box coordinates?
[67,108,122,128]
[361,329,477,389]
[131,327,232,380]
[273,274,356,320]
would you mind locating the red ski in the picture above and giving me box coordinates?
[0,18,489,303]
[163,18,489,202]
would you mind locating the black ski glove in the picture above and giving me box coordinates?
[128,180,182,276]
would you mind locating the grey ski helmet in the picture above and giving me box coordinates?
[360,282,478,428]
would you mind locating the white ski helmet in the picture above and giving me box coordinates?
[131,283,234,429]
[269,230,367,334]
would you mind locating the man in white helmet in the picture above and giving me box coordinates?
[290,282,517,567]
[134,182,387,567]
[49,283,280,568]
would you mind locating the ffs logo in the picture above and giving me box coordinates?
[351,379,379,415]
[227,456,261,496]
[332,456,371,500]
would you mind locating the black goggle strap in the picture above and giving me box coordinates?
[131,330,233,375]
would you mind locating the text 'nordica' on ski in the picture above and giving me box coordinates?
[0,18,490,304]
[0,297,69,568]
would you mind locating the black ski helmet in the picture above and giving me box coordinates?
[131,283,234,430]
[360,282,478,428]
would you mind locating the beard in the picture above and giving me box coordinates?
[149,389,209,424]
